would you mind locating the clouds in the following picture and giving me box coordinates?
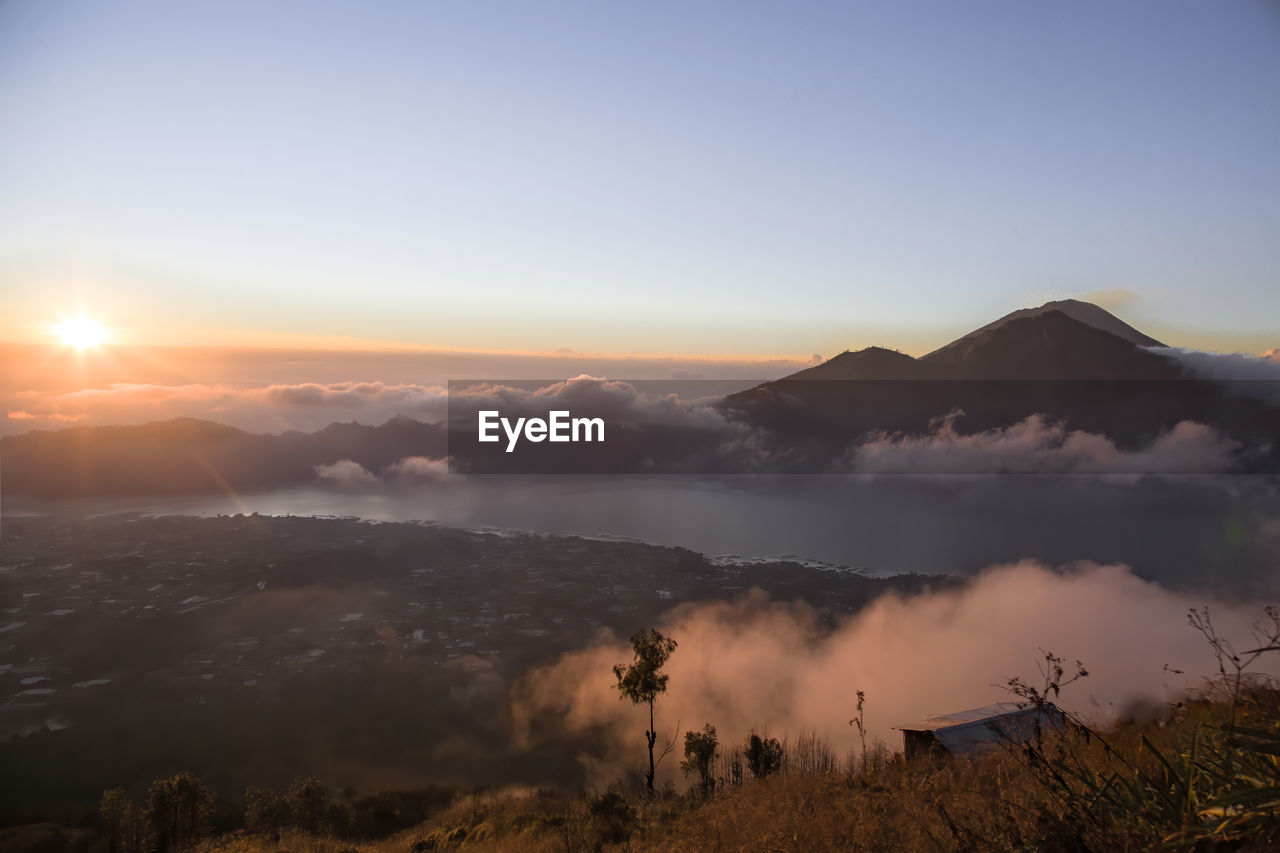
[448,376,734,430]
[447,377,760,473]
[845,414,1241,476]
[452,378,1252,476]
[384,455,453,482]
[0,342,806,437]
[12,374,1252,478]
[264,381,445,411]
[0,374,753,440]
[314,455,453,488]
[314,459,380,487]
[4,380,448,435]
[1080,288,1141,312]
[1156,347,1280,406]
[6,410,82,422]
[6,371,1272,478]
[7,374,748,440]
[510,561,1280,789]
[1159,347,1280,382]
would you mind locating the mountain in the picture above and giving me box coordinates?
[916,309,1180,379]
[723,301,1276,464]
[782,346,920,381]
[925,298,1166,355]
[4,301,1276,486]
[0,416,445,498]
[753,305,1182,383]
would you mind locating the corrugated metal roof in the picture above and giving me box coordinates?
[896,702,1065,756]
[894,702,1026,733]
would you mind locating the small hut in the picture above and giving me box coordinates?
[895,702,1066,759]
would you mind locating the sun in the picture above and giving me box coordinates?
[52,314,110,350]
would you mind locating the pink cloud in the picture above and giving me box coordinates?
[7,410,83,422]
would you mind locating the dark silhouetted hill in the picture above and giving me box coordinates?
[777,308,1179,382]
[917,309,1180,380]
[784,347,920,381]
[724,304,1278,464]
[926,298,1166,354]
[0,416,445,498]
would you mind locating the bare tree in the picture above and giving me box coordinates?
[613,628,678,794]
[848,690,868,774]
[1189,605,1280,730]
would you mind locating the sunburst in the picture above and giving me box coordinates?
[52,314,110,350]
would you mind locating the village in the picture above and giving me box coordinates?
[0,512,942,745]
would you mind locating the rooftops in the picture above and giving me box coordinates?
[896,702,1066,758]
[894,701,1027,734]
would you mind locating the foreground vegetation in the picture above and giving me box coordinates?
[8,608,1278,852]
[5,679,1274,853]
[310,683,1280,852]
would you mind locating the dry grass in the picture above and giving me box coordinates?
[181,688,1279,853]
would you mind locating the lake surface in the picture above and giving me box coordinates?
[10,474,1276,592]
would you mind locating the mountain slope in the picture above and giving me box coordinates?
[760,305,1181,383]
[782,346,920,380]
[917,309,1181,379]
[926,298,1165,356]
[719,302,1280,464]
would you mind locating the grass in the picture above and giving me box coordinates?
[171,682,1279,853]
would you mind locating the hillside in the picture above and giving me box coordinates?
[723,304,1279,462]
[0,416,445,498]
[13,681,1274,853]
[917,308,1180,379]
[925,297,1167,354]
[759,305,1182,382]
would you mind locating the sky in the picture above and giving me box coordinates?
[1,0,1278,357]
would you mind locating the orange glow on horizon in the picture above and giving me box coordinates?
[14,328,835,364]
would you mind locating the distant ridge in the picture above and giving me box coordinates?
[0,416,445,498]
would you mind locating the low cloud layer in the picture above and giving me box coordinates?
[4,381,449,435]
[511,561,1280,788]
[448,376,734,430]
[384,455,453,482]
[844,414,1240,475]
[6,374,1273,479]
[0,343,807,437]
[314,455,453,487]
[314,459,381,487]
[448,379,1256,476]
[1161,347,1280,381]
